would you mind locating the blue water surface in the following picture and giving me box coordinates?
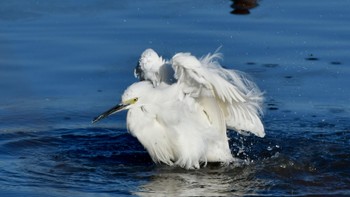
[0,0,349,196]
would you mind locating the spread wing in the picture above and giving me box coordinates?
[171,52,265,137]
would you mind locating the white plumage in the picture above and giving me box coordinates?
[93,49,265,169]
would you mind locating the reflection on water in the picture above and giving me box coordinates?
[135,165,267,196]
[230,0,259,15]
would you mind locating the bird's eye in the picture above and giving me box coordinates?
[134,98,138,102]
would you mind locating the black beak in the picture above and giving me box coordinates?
[92,103,128,124]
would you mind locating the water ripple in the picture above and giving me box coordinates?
[0,122,349,196]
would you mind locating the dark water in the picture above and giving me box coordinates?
[1,0,350,196]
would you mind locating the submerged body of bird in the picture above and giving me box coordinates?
[93,49,264,169]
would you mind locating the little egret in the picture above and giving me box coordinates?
[93,49,265,169]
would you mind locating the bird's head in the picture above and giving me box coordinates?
[92,81,152,124]
[139,48,165,70]
[134,48,165,80]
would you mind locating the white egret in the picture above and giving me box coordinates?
[93,49,265,169]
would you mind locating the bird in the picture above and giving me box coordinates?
[92,49,265,169]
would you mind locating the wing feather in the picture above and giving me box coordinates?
[171,52,265,137]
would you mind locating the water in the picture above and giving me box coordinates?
[1,0,349,196]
